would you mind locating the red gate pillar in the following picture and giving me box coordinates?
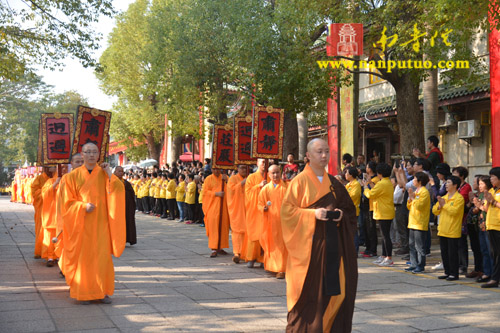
[490,1,500,166]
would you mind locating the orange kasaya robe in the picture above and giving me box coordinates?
[24,178,33,205]
[54,172,71,269]
[244,171,268,262]
[258,180,288,273]
[41,176,59,260]
[281,164,358,332]
[62,165,126,301]
[201,174,230,250]
[226,174,247,258]
[17,178,25,203]
[31,173,50,257]
[11,180,17,202]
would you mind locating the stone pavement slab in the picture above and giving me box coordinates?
[1,196,500,332]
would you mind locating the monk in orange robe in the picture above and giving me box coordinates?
[41,170,63,267]
[62,143,125,304]
[202,168,230,258]
[10,179,17,202]
[31,167,54,259]
[258,164,288,279]
[226,165,248,263]
[54,154,84,275]
[281,139,358,332]
[244,158,268,267]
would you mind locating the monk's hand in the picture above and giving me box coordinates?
[86,203,96,213]
[101,163,112,178]
[215,191,224,197]
[332,209,343,222]
[259,180,267,188]
[315,208,328,221]
[240,178,246,187]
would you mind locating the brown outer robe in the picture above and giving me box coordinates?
[281,165,358,332]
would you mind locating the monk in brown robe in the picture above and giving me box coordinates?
[31,166,55,259]
[281,138,358,332]
[202,168,230,258]
[62,143,125,304]
[114,166,137,245]
[226,165,248,263]
[245,159,268,267]
[259,164,288,279]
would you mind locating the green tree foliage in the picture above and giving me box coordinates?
[0,0,115,81]
[0,73,87,165]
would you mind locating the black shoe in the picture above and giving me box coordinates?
[476,276,491,283]
[446,275,458,281]
[395,249,409,255]
[438,275,449,279]
[481,280,499,288]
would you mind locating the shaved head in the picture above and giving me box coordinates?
[82,142,98,151]
[70,153,84,168]
[306,138,330,173]
[269,164,281,183]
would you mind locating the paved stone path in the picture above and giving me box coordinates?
[1,196,499,332]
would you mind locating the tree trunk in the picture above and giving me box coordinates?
[171,136,183,163]
[145,130,162,163]
[283,112,298,161]
[297,112,308,160]
[394,76,425,156]
[423,67,438,141]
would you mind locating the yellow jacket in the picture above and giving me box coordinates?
[166,179,176,199]
[176,182,186,202]
[346,180,361,216]
[407,187,431,231]
[154,179,162,198]
[364,177,395,220]
[148,178,156,197]
[486,188,500,231]
[139,179,151,198]
[368,176,380,211]
[433,191,464,238]
[185,181,197,205]
[159,179,167,198]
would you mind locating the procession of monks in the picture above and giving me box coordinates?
[10,138,357,332]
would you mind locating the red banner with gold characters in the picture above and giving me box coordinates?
[252,106,284,159]
[212,124,235,170]
[72,105,111,163]
[234,115,256,165]
[40,113,74,164]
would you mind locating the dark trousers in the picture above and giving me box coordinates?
[358,205,368,245]
[187,203,195,221]
[459,224,483,272]
[378,219,393,257]
[366,211,378,255]
[160,198,167,217]
[136,196,143,212]
[197,203,204,223]
[409,229,427,270]
[167,199,176,219]
[142,196,150,213]
[395,204,409,252]
[440,236,459,277]
[488,230,500,282]
[149,196,156,213]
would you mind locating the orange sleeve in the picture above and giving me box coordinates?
[107,174,126,258]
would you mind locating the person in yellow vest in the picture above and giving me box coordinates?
[166,173,177,220]
[478,167,500,288]
[432,175,464,281]
[149,172,159,216]
[141,173,152,214]
[363,163,395,267]
[406,172,431,274]
[185,174,197,223]
[159,173,168,218]
[345,166,362,255]
[176,174,187,222]
[361,161,380,258]
[136,174,146,212]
